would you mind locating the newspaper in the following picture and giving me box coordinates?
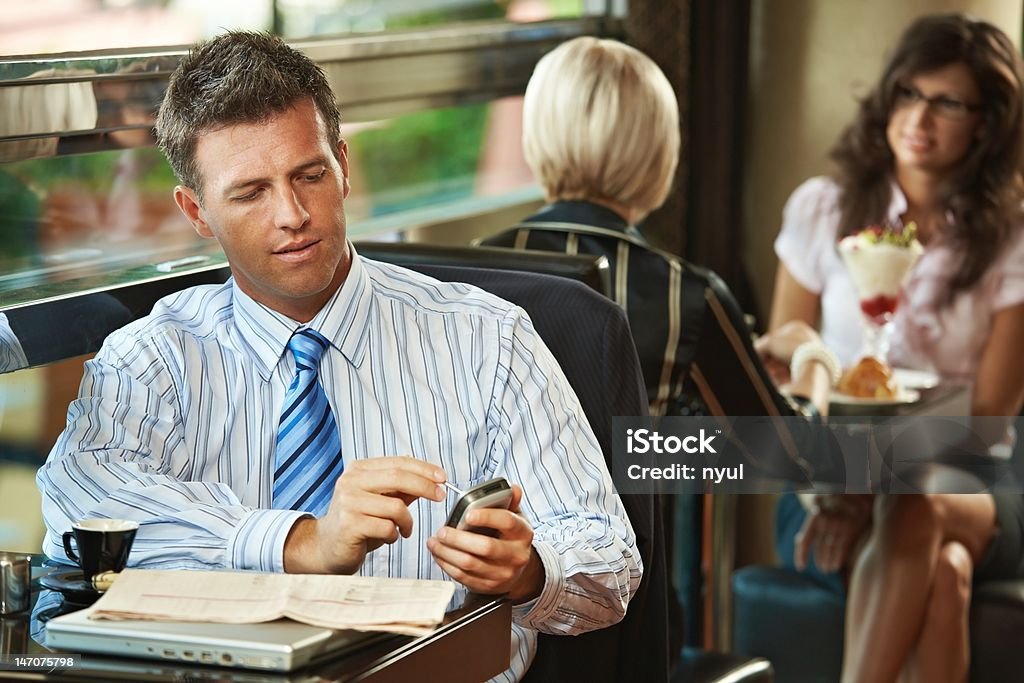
[88,569,455,636]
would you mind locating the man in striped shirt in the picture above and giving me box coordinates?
[36,32,640,682]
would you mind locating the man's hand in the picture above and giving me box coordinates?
[795,494,874,573]
[283,456,447,574]
[426,484,544,602]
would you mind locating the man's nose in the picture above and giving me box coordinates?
[273,187,310,230]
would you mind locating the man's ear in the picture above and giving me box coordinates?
[337,139,351,199]
[173,186,214,238]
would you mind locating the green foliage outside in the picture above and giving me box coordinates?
[5,147,174,195]
[349,104,491,216]
[342,4,505,216]
[339,1,583,216]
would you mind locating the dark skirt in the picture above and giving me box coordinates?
[976,494,1024,582]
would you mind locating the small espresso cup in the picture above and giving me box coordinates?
[61,519,139,581]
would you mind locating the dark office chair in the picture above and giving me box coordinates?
[356,241,611,297]
[6,294,133,366]
[363,251,772,683]
[405,262,672,683]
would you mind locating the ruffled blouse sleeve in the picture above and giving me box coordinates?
[773,177,842,294]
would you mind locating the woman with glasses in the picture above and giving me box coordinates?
[767,14,1024,682]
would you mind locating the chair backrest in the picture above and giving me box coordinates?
[355,241,611,297]
[396,261,671,683]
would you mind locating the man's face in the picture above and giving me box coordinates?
[174,98,351,323]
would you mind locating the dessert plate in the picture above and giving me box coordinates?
[830,387,921,407]
[891,368,940,390]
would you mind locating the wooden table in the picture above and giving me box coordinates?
[0,558,511,683]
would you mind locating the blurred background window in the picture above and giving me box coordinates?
[0,95,536,303]
[3,0,589,55]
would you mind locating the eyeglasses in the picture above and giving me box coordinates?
[893,84,982,120]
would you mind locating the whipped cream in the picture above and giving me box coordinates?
[839,228,923,322]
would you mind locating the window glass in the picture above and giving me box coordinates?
[279,0,587,37]
[5,1,587,55]
[0,148,203,299]
[4,2,272,56]
[347,96,535,228]
[0,95,535,307]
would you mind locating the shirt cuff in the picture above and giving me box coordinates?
[227,508,310,572]
[511,540,564,630]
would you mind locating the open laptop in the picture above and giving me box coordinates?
[45,608,398,672]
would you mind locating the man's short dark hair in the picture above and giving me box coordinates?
[156,31,341,200]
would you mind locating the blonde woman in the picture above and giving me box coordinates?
[482,37,834,423]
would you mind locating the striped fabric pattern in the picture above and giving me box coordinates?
[36,247,639,683]
[488,215,687,416]
[273,329,343,516]
[0,313,28,373]
[481,201,799,420]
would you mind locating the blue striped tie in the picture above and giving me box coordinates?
[273,329,344,516]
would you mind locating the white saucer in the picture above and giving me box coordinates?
[891,368,940,390]
[830,387,921,407]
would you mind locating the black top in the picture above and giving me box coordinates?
[481,200,801,420]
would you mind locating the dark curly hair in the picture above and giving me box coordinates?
[830,13,1024,304]
[156,31,341,202]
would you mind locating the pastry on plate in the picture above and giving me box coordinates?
[838,357,898,399]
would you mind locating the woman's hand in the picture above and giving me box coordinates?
[795,494,874,573]
[755,320,821,364]
[755,320,823,386]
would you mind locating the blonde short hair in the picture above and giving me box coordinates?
[522,37,680,220]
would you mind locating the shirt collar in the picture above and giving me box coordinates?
[231,242,374,380]
[530,199,650,243]
[531,200,632,232]
[887,179,909,226]
[887,179,957,245]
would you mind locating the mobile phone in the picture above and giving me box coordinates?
[445,477,514,537]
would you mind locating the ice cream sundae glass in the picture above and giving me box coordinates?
[838,223,923,362]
